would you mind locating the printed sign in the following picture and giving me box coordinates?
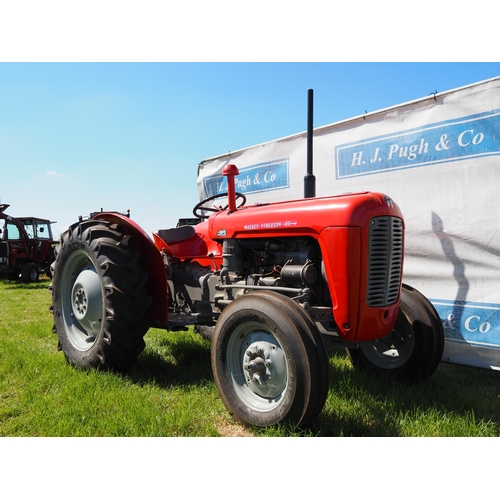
[335,109,500,179]
[203,159,289,197]
[432,299,500,349]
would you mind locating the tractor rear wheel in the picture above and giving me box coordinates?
[49,219,151,370]
[211,291,329,428]
[346,284,444,383]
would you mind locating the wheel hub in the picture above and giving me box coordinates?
[375,327,412,356]
[71,269,102,333]
[242,337,287,399]
[74,288,88,315]
[360,317,415,369]
[245,347,269,384]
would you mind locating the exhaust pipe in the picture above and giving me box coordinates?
[304,88,316,198]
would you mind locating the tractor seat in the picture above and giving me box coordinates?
[157,225,196,244]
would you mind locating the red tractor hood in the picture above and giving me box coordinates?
[207,191,403,239]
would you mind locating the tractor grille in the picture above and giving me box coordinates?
[366,216,403,307]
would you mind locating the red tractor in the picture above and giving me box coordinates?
[49,165,444,428]
[0,204,58,282]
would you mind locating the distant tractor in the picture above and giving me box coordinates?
[0,204,58,282]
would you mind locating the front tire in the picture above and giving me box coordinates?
[346,283,444,382]
[49,219,151,370]
[211,292,329,428]
[21,262,39,282]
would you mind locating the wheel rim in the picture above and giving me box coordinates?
[226,321,288,412]
[360,318,414,369]
[60,250,103,351]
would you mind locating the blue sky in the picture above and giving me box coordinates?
[1,3,499,237]
[2,62,500,236]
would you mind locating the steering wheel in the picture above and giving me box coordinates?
[193,192,247,219]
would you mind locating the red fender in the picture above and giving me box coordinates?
[93,213,169,329]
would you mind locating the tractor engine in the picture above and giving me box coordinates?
[166,236,328,325]
[218,237,321,296]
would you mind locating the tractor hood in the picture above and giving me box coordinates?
[207,191,403,240]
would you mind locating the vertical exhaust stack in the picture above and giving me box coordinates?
[304,88,316,199]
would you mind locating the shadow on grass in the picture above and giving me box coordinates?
[127,336,213,388]
[311,346,500,436]
[2,278,51,290]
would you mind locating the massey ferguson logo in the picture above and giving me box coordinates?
[385,196,394,207]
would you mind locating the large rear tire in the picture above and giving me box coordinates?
[211,291,329,428]
[346,283,444,383]
[49,220,151,370]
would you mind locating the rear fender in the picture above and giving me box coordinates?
[94,213,168,329]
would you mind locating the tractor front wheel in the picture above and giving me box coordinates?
[49,220,151,370]
[346,284,444,383]
[211,291,328,428]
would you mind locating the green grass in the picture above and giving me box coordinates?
[1,277,499,437]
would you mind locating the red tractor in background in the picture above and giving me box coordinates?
[0,203,58,282]
[49,164,444,428]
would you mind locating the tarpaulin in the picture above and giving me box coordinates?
[197,77,500,370]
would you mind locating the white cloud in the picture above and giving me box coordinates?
[46,170,64,177]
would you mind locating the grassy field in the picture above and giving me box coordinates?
[1,277,499,437]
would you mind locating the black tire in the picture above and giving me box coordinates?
[49,219,151,370]
[21,262,39,282]
[249,291,330,425]
[211,291,328,428]
[346,283,444,383]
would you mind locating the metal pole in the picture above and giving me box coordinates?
[304,89,316,198]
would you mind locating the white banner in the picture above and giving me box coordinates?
[197,76,500,370]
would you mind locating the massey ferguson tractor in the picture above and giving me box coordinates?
[0,203,58,282]
[49,163,444,428]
